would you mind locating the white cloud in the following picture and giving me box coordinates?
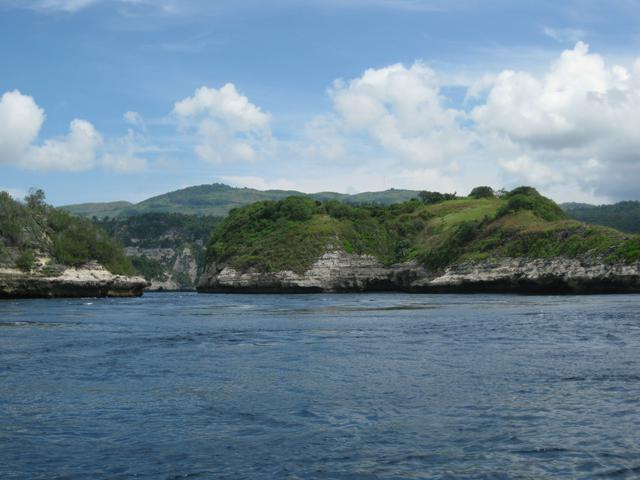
[124,110,145,129]
[473,42,640,200]
[173,83,272,164]
[0,90,102,171]
[326,62,472,166]
[0,90,44,165]
[0,89,153,173]
[26,119,102,171]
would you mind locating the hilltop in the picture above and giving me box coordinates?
[199,186,640,293]
[61,183,421,218]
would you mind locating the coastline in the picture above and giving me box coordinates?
[197,251,640,295]
[0,264,148,299]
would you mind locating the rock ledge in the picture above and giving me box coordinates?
[0,263,148,299]
[197,251,640,294]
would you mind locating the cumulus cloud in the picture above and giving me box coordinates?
[0,89,152,173]
[0,90,45,165]
[327,62,472,165]
[173,83,272,164]
[27,119,102,171]
[473,42,640,200]
[0,90,102,171]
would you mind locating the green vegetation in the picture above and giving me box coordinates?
[94,212,221,249]
[205,186,640,274]
[562,201,640,234]
[61,183,421,218]
[15,251,35,272]
[130,255,167,281]
[418,191,458,205]
[0,190,134,275]
[468,186,495,199]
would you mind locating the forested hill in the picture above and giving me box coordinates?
[205,186,640,275]
[562,201,640,234]
[61,183,421,218]
[0,190,134,275]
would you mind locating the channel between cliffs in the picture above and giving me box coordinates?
[197,250,640,294]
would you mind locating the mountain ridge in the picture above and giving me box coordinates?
[61,183,422,218]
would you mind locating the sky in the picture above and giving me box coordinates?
[1,0,640,206]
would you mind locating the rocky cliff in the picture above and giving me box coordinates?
[198,250,640,294]
[0,262,148,299]
[125,245,199,290]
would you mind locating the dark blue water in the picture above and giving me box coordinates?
[1,293,640,479]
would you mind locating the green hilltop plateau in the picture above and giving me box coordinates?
[199,187,640,293]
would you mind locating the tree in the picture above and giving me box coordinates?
[25,188,46,211]
[469,186,495,199]
[418,191,457,205]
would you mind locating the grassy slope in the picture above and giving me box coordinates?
[61,184,421,218]
[206,189,640,274]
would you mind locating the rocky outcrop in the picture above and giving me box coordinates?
[0,263,148,299]
[197,250,640,294]
[125,245,200,291]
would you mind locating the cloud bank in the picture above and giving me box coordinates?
[2,42,639,202]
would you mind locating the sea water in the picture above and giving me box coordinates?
[1,292,640,479]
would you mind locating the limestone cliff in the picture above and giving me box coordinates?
[198,250,640,294]
[125,245,199,290]
[0,262,148,299]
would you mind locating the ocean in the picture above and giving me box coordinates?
[1,292,640,479]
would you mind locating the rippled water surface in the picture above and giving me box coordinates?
[2,293,640,479]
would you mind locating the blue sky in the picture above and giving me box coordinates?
[1,0,640,205]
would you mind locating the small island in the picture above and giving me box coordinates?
[0,190,147,299]
[198,186,640,294]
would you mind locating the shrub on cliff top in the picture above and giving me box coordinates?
[497,186,566,222]
[469,186,495,199]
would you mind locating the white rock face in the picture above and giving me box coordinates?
[0,262,148,298]
[198,251,640,294]
[126,245,200,290]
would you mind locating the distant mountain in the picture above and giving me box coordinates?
[61,183,421,218]
[562,201,640,234]
[61,201,134,218]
